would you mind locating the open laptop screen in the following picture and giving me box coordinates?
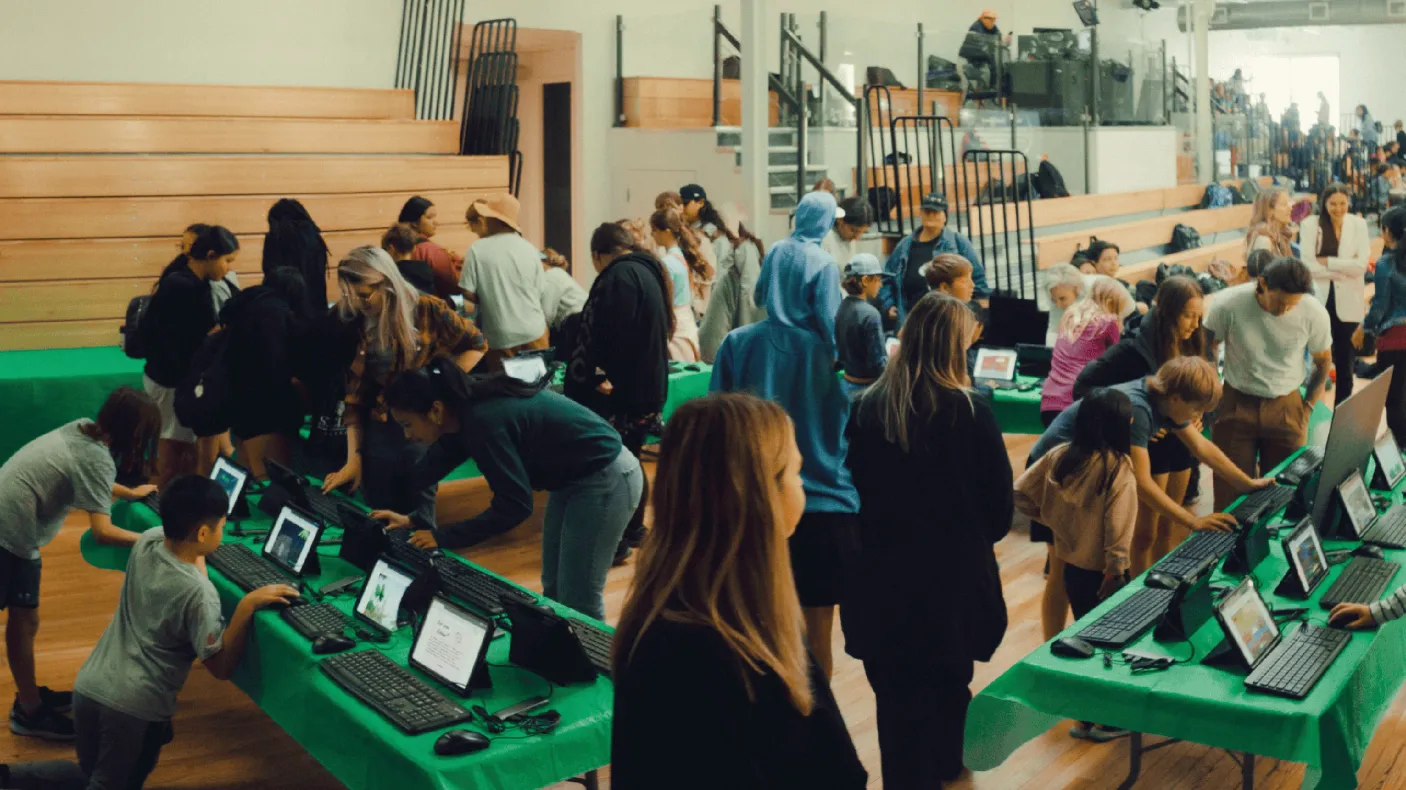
[1285,519,1328,593]
[409,597,493,695]
[1375,434,1405,489]
[262,507,321,575]
[1217,578,1280,668]
[1338,469,1378,537]
[355,557,415,634]
[209,457,249,516]
[973,348,1018,382]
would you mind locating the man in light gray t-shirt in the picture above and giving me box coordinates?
[1204,259,1332,509]
[460,231,549,352]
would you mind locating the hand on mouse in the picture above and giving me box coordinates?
[1193,513,1238,533]
[246,584,301,610]
[370,510,412,530]
[1328,602,1377,630]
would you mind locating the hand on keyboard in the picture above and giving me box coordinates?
[1328,602,1378,630]
[245,584,302,611]
[1194,513,1239,533]
[1244,477,1277,492]
[369,510,412,531]
[127,484,158,500]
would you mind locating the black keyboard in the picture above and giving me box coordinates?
[386,533,536,617]
[207,544,289,591]
[319,649,472,734]
[293,488,346,527]
[1076,587,1177,647]
[1229,486,1294,527]
[1154,531,1238,580]
[1319,558,1401,608]
[1363,506,1406,549]
[1245,623,1350,698]
[282,603,348,640]
[571,619,615,676]
[1276,447,1324,486]
[141,490,164,515]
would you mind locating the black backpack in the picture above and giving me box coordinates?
[1035,160,1070,199]
[1170,224,1202,253]
[174,327,234,438]
[120,294,153,359]
[868,186,899,220]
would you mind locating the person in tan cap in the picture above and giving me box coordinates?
[970,9,1009,44]
[460,194,550,369]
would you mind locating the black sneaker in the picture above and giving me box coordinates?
[9,702,75,742]
[622,525,647,548]
[38,687,72,714]
[612,543,633,567]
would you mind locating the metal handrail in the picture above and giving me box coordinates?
[780,27,856,105]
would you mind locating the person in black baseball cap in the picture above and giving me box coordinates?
[879,192,989,327]
[679,184,707,224]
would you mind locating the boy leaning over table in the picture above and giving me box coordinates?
[0,476,298,790]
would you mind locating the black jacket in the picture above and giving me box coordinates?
[611,619,866,790]
[220,286,305,437]
[842,391,1013,663]
[263,221,329,315]
[564,252,670,417]
[143,269,217,387]
[1071,322,1160,401]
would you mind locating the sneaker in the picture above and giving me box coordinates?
[1069,723,1130,743]
[622,525,647,549]
[612,543,633,567]
[38,687,72,714]
[9,702,75,742]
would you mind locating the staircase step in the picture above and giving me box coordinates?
[770,169,828,188]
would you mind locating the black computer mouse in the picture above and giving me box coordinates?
[1050,636,1095,659]
[311,634,355,655]
[1144,570,1181,590]
[434,729,491,756]
[1353,544,1386,560]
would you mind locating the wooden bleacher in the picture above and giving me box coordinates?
[621,77,780,128]
[0,80,509,351]
[1035,205,1253,266]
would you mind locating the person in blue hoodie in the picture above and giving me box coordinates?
[880,193,989,327]
[710,191,858,678]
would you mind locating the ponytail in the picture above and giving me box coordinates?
[696,201,765,259]
[383,357,543,417]
[650,208,712,285]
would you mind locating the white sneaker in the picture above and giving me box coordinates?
[1069,723,1130,743]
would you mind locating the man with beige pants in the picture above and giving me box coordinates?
[1205,257,1333,510]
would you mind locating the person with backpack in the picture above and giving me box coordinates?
[399,195,464,302]
[880,193,989,328]
[141,226,240,485]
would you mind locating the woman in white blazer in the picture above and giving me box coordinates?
[1299,182,1370,404]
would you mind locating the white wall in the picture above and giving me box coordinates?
[0,0,400,88]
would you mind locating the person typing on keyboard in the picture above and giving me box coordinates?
[1,476,298,790]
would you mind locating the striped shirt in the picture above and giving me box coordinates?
[1369,585,1406,625]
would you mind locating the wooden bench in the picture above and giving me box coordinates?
[620,78,780,128]
[1115,239,1244,284]
[1036,205,1253,268]
[0,81,415,119]
[0,117,459,155]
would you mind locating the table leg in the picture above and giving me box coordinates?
[566,769,599,790]
[1242,753,1254,789]
[1117,732,1143,790]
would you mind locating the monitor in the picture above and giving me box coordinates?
[1311,368,1393,530]
[1215,578,1280,669]
[409,596,494,696]
[262,506,322,576]
[354,556,416,634]
[973,348,1018,383]
[1374,432,1405,489]
[209,457,249,516]
[1072,0,1099,27]
[1283,518,1328,593]
[1337,469,1379,539]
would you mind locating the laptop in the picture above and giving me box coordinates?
[1212,577,1349,698]
[262,506,324,578]
[972,347,1022,390]
[353,556,418,637]
[1373,433,1406,490]
[408,596,495,697]
[1282,518,1329,596]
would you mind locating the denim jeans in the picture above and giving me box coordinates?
[540,448,643,620]
[7,693,173,790]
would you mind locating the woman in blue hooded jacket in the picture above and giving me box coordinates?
[1355,206,1406,442]
[879,193,989,326]
[710,191,858,678]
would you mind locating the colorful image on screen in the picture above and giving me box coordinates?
[264,509,317,573]
[1223,582,1278,665]
[356,560,413,632]
[1341,472,1377,533]
[975,350,1017,379]
[1289,526,1325,590]
[209,459,246,515]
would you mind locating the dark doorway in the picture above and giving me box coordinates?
[543,82,572,264]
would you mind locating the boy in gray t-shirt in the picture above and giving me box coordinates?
[2,476,297,790]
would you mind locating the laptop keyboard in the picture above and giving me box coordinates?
[1319,558,1401,609]
[282,603,348,640]
[1245,623,1350,698]
[1154,532,1238,580]
[1229,486,1294,527]
[1276,447,1324,486]
[1363,506,1406,549]
[207,544,289,592]
[1076,587,1177,647]
[571,619,615,677]
[385,532,537,617]
[319,649,472,734]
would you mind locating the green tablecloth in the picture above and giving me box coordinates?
[0,347,143,462]
[965,404,1397,790]
[84,497,612,790]
[988,376,1045,436]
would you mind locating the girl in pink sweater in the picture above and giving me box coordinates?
[1040,278,1134,425]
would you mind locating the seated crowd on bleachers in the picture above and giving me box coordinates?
[3,162,1405,789]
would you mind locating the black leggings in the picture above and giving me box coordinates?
[1379,349,1406,444]
[1063,563,1105,620]
[1327,285,1359,405]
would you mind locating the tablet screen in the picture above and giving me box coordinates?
[1375,434,1405,489]
[209,457,248,516]
[1218,578,1279,668]
[355,558,414,633]
[263,507,320,575]
[1339,470,1378,537]
[410,597,491,694]
[1286,520,1327,592]
[974,348,1018,381]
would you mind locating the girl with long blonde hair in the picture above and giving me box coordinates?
[611,393,866,789]
[1041,277,1134,423]
[321,246,487,523]
[1245,186,1296,258]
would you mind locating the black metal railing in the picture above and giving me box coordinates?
[963,149,1037,296]
[395,0,466,120]
[776,13,865,205]
[459,19,521,195]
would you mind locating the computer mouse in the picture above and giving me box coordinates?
[1353,544,1386,560]
[1144,570,1181,590]
[434,729,491,756]
[1050,636,1095,659]
[311,634,355,655]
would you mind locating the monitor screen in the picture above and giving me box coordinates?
[1338,469,1378,538]
[409,597,492,695]
[1285,519,1327,592]
[1312,369,1393,528]
[974,348,1018,381]
[1375,433,1405,489]
[1218,578,1279,668]
[209,457,249,516]
[355,558,415,633]
[262,507,320,575]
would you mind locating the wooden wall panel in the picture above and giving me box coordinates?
[0,117,459,155]
[0,189,499,241]
[0,319,125,351]
[0,81,415,119]
[621,78,779,128]
[0,156,510,198]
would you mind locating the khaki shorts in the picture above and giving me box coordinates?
[143,375,195,443]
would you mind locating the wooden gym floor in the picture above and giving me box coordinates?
[6,433,1406,789]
